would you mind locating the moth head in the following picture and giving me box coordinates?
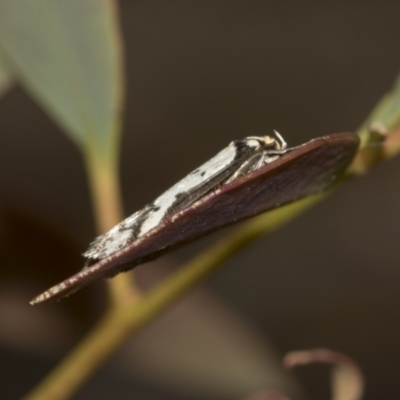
[245,131,287,151]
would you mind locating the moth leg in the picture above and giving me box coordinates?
[225,153,266,183]
[226,147,289,184]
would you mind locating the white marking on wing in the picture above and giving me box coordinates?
[83,211,141,259]
[139,144,237,235]
[84,143,237,260]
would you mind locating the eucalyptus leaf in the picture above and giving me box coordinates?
[0,0,124,156]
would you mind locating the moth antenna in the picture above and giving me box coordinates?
[273,130,287,149]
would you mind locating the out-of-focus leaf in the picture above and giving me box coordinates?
[284,349,364,400]
[0,57,13,97]
[0,0,124,156]
[0,205,94,321]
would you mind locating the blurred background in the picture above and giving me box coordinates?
[0,1,400,399]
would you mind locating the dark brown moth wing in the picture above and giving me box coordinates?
[30,132,359,304]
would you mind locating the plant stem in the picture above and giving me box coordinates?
[84,149,138,305]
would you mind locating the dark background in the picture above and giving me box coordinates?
[1,1,400,399]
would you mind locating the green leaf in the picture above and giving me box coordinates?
[0,0,124,157]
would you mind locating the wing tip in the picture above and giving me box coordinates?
[30,281,70,305]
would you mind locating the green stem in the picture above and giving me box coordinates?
[85,149,122,233]
[84,148,137,305]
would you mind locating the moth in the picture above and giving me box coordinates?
[30,131,359,304]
